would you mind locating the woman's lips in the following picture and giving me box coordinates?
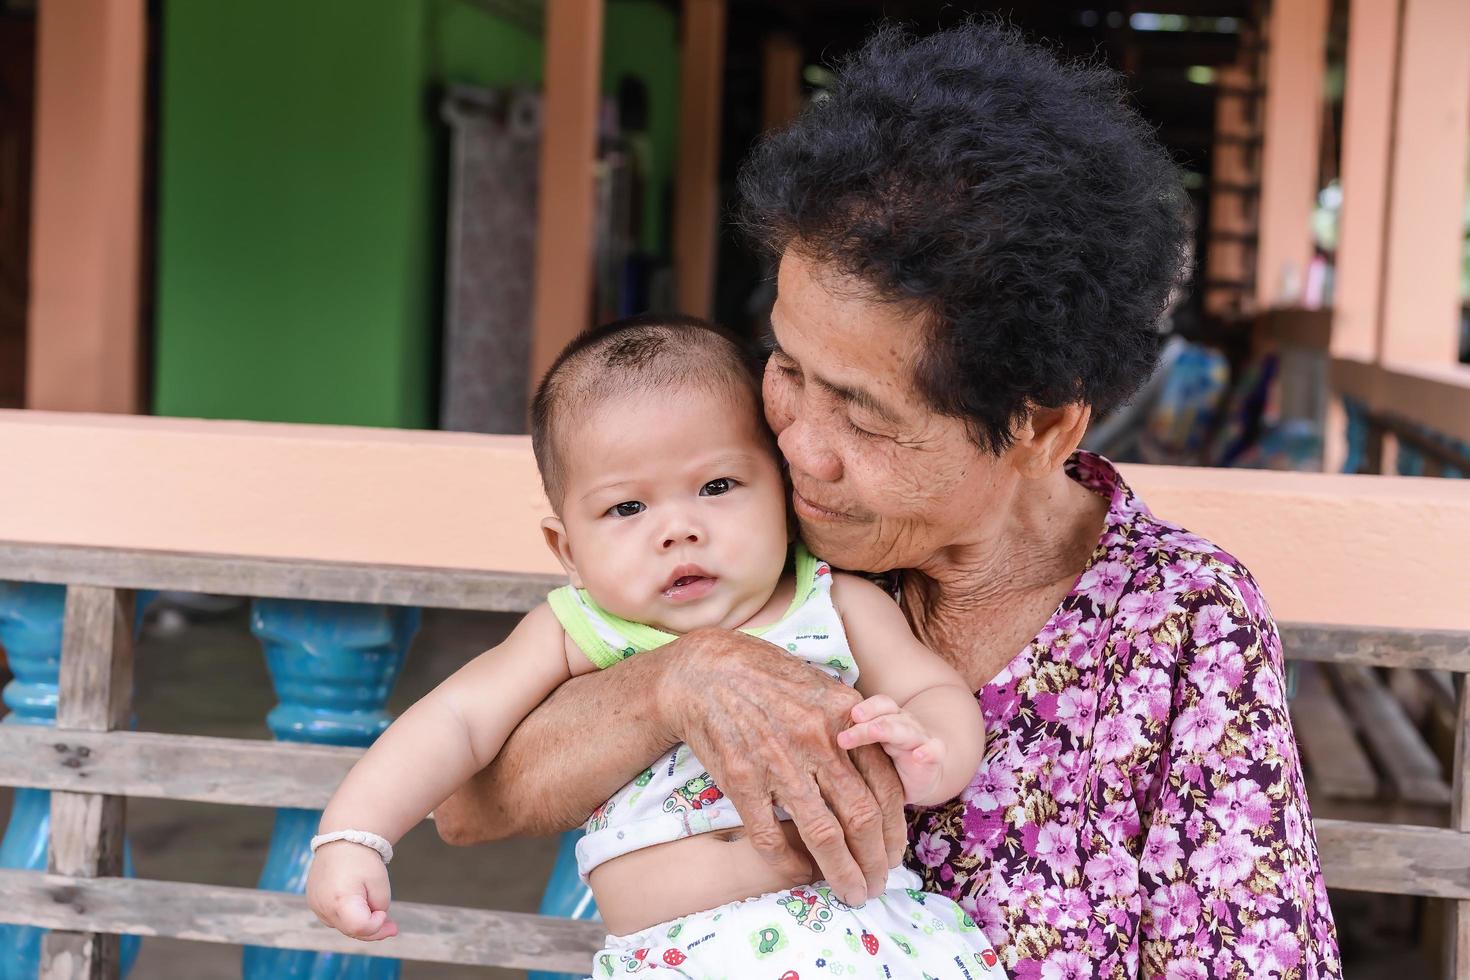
[792,487,852,522]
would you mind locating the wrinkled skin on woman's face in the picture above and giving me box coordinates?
[763,250,1016,574]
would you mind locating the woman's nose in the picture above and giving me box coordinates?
[777,413,842,483]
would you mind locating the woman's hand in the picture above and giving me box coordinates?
[306,842,398,942]
[660,628,908,907]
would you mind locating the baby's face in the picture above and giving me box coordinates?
[546,385,791,634]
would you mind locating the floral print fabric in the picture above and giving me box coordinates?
[906,452,1342,979]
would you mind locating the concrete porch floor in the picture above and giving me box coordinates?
[0,603,1434,978]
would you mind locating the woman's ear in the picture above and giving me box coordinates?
[541,517,584,588]
[1011,403,1092,479]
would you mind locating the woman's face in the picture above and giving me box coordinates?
[763,250,1010,573]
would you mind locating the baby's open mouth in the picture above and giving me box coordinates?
[662,567,717,601]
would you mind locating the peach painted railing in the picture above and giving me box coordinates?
[0,410,1468,975]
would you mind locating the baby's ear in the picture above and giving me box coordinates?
[540,517,584,588]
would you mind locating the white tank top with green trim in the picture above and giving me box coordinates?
[547,544,859,881]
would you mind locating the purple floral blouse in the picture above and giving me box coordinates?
[905,452,1342,979]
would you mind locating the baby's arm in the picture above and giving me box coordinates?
[307,602,588,941]
[829,574,985,807]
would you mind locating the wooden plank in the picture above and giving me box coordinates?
[1330,664,1451,805]
[57,586,133,733]
[0,824,1461,963]
[0,727,363,811]
[1449,674,1470,976]
[40,931,120,980]
[1280,624,1470,673]
[6,541,1470,666]
[49,793,126,878]
[1288,661,1379,800]
[44,586,133,978]
[1424,670,1459,714]
[0,541,561,614]
[0,870,606,973]
[1315,819,1470,898]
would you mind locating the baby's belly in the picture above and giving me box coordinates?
[588,820,812,936]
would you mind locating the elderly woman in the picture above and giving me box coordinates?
[438,22,1341,978]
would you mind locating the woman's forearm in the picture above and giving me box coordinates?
[434,643,682,844]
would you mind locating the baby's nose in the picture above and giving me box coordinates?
[661,528,701,549]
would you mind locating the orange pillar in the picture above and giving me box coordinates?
[1378,0,1470,365]
[761,32,803,132]
[1255,0,1329,308]
[26,0,147,414]
[672,0,727,318]
[1333,0,1402,362]
[528,0,605,385]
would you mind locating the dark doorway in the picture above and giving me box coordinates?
[0,2,35,410]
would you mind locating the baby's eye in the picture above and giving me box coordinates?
[608,501,645,518]
[700,478,734,497]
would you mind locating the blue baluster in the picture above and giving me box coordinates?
[1397,439,1426,476]
[243,599,419,980]
[1449,438,1470,479]
[530,829,601,980]
[1342,397,1367,474]
[0,583,140,978]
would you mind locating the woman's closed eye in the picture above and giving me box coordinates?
[607,501,646,518]
[844,416,884,440]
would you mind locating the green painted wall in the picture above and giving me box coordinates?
[154,0,678,428]
[603,1,680,254]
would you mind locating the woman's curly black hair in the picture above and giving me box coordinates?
[738,20,1193,453]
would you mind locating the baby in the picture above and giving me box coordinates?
[306,314,1004,978]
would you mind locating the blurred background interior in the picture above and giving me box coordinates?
[1,0,1468,976]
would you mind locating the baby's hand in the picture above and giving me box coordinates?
[306,841,399,942]
[836,695,946,804]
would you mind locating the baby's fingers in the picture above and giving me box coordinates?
[335,893,396,941]
[849,695,899,724]
[909,736,946,771]
[837,712,926,752]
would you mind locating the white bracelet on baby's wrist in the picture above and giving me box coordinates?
[310,829,394,865]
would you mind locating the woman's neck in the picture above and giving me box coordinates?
[900,467,1109,687]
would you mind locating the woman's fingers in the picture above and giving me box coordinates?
[780,774,869,907]
[849,743,908,870]
[678,633,891,904]
[815,758,891,900]
[725,775,814,884]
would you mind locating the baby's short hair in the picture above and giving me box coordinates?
[530,313,767,510]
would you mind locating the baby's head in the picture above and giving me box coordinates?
[533,314,791,634]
